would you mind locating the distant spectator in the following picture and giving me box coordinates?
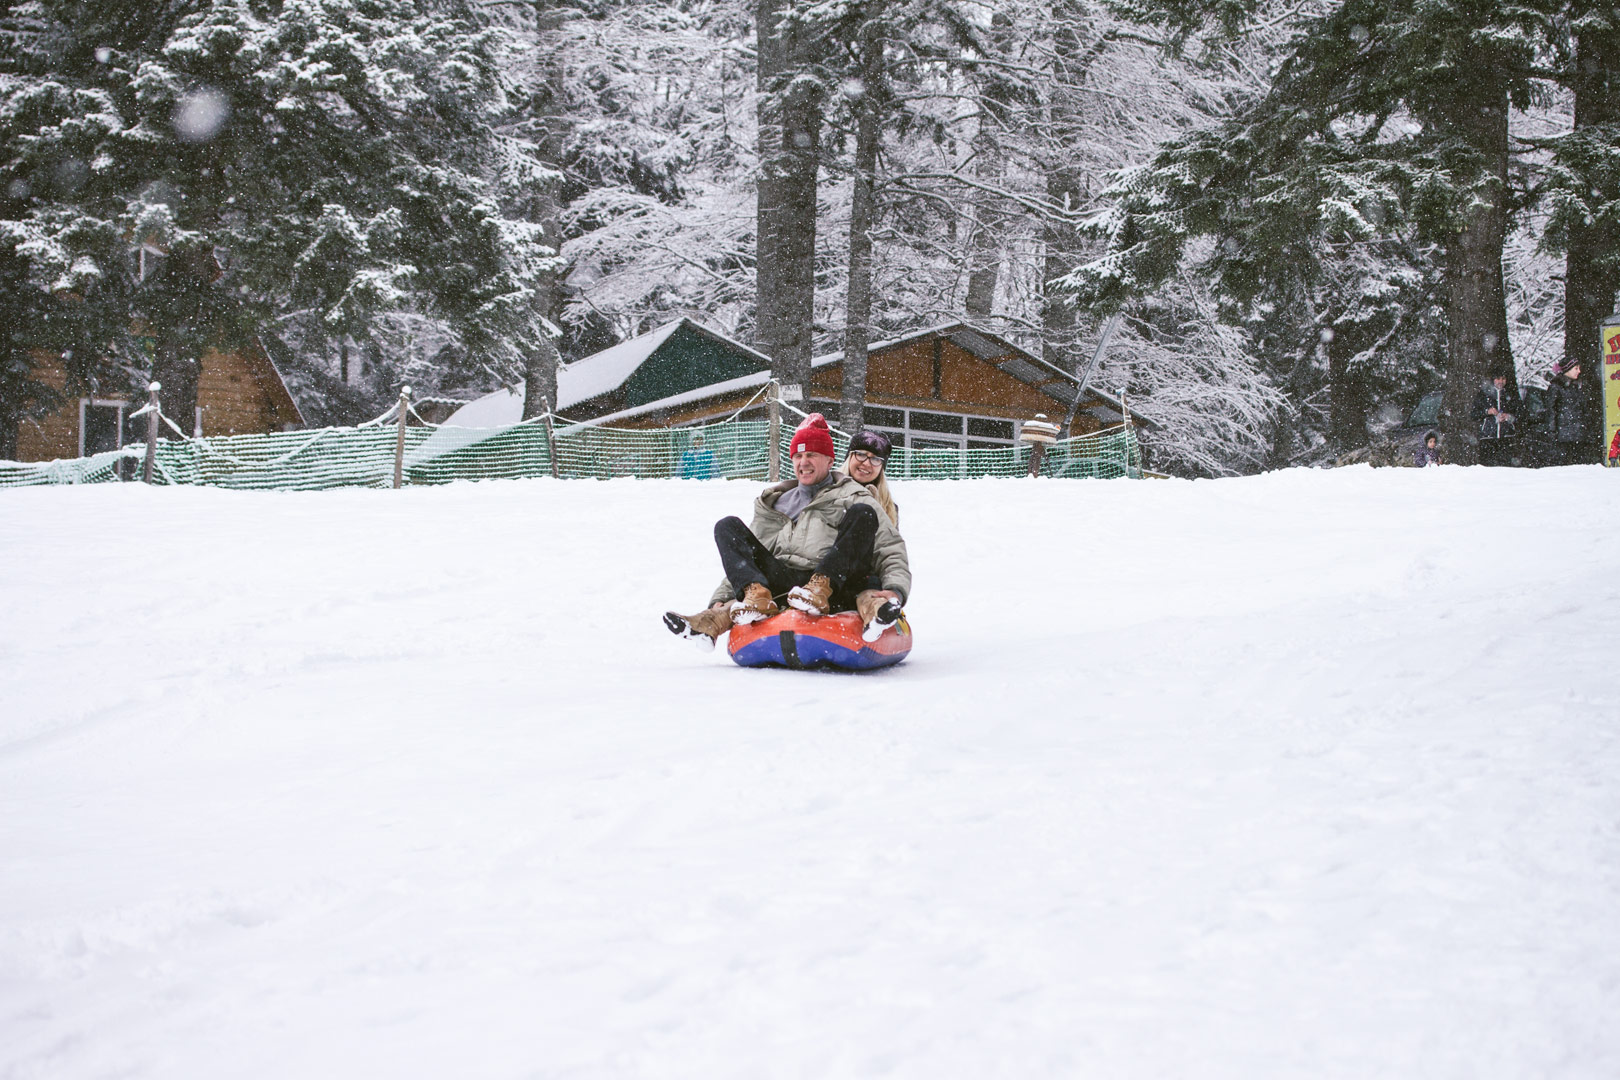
[1471,371,1517,466]
[1413,431,1442,467]
[679,434,717,479]
[1546,359,1596,465]
[1609,427,1620,466]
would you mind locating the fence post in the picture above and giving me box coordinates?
[1120,388,1133,476]
[541,397,560,478]
[141,381,161,484]
[393,385,411,489]
[767,379,781,482]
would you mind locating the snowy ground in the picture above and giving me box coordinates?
[2,466,1617,1079]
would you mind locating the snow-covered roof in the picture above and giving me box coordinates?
[412,318,768,465]
[438,317,771,432]
[557,318,687,408]
[588,322,1153,428]
[434,320,685,433]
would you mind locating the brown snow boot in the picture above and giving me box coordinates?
[731,582,780,624]
[663,603,733,649]
[787,573,833,616]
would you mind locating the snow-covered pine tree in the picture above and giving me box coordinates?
[0,0,554,430]
[1544,3,1620,460]
[1083,0,1562,463]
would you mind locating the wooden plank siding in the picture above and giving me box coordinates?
[809,339,1079,422]
[13,354,100,461]
[195,342,301,437]
[608,333,1106,434]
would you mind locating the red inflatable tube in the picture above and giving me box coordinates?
[728,609,911,671]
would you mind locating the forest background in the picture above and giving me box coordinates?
[2,0,1616,475]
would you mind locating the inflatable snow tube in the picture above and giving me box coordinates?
[728,608,911,671]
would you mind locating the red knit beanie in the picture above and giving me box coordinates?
[789,413,836,458]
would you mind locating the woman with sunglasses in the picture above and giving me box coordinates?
[839,429,905,634]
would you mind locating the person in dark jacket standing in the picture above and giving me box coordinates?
[1546,359,1595,465]
[1414,431,1442,467]
[1471,371,1517,466]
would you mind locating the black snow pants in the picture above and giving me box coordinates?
[715,504,882,614]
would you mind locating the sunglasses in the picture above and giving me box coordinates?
[848,450,884,465]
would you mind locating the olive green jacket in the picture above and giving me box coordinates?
[709,472,911,606]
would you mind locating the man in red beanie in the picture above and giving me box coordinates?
[664,413,910,648]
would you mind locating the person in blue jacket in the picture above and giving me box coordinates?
[679,434,717,479]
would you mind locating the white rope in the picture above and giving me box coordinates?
[776,399,855,439]
[160,412,192,439]
[405,401,443,428]
[714,382,772,425]
[356,404,400,428]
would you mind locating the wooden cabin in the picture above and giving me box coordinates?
[12,339,303,462]
[581,322,1151,447]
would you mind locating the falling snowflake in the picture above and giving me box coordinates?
[174,88,231,143]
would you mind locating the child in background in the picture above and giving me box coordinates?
[1414,431,1442,467]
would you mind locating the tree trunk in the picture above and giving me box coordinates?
[1562,19,1620,462]
[964,218,999,320]
[521,213,562,421]
[1326,332,1371,451]
[755,0,823,392]
[1041,1,1092,372]
[963,134,1003,322]
[521,325,560,422]
[963,15,1019,325]
[1041,164,1085,362]
[1438,92,1513,466]
[521,44,566,422]
[840,24,882,435]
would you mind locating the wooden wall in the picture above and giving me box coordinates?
[598,333,1115,433]
[196,344,299,437]
[11,343,300,461]
[811,338,1063,420]
[13,355,98,462]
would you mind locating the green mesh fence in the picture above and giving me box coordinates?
[0,412,1141,489]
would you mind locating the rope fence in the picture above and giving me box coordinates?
[1,387,1142,490]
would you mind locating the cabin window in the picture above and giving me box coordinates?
[909,410,963,434]
[79,400,128,456]
[781,400,1025,452]
[910,437,960,452]
[863,406,903,428]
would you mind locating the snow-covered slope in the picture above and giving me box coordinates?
[2,467,1616,1078]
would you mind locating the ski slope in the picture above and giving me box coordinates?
[2,466,1617,1078]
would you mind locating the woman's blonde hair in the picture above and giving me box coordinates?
[845,456,899,527]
